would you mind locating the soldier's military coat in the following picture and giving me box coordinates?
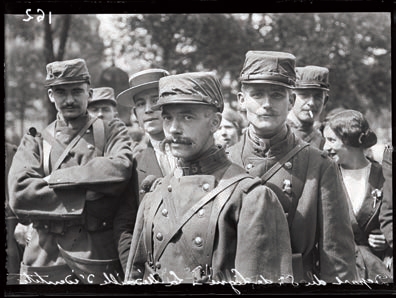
[124,147,292,284]
[287,116,325,150]
[8,113,135,284]
[341,159,392,281]
[227,126,357,283]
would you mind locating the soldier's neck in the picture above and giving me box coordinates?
[58,113,89,128]
[249,124,288,146]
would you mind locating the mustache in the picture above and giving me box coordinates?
[159,136,192,152]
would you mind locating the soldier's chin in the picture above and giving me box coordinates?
[170,145,190,158]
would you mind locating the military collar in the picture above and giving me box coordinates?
[246,125,294,158]
[56,112,91,130]
[175,145,231,177]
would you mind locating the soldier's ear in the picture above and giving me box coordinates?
[210,112,222,133]
[88,88,93,99]
[48,88,55,103]
[237,92,246,112]
[324,94,329,106]
[288,92,296,111]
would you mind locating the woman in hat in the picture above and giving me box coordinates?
[323,109,393,282]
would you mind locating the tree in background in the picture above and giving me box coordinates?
[5,13,391,143]
[101,13,390,137]
[5,14,105,136]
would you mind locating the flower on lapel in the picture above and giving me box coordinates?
[371,188,383,208]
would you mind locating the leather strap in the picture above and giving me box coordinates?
[260,142,309,229]
[92,118,105,157]
[203,181,240,268]
[152,172,250,265]
[41,117,98,174]
[260,142,309,184]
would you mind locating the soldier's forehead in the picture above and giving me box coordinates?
[162,104,209,113]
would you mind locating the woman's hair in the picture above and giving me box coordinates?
[327,109,377,149]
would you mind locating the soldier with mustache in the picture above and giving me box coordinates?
[123,71,293,284]
[8,58,135,284]
[227,51,358,283]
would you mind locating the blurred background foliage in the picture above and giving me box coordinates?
[4,12,392,147]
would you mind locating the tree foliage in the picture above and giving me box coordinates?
[5,14,105,129]
[5,12,391,139]
[107,13,390,125]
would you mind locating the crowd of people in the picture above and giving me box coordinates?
[5,50,393,287]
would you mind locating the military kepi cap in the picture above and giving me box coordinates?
[45,58,91,87]
[239,51,296,88]
[154,72,224,113]
[89,87,117,106]
[117,68,169,107]
[295,65,330,91]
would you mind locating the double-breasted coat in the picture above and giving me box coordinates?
[8,113,135,284]
[340,159,392,281]
[227,126,358,283]
[124,147,293,284]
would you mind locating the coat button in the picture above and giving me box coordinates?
[156,232,163,241]
[102,221,107,227]
[246,163,253,170]
[86,129,91,133]
[155,262,161,269]
[194,236,203,246]
[44,224,49,229]
[161,209,168,217]
[284,161,292,169]
[202,183,210,191]
[198,209,205,217]
[167,185,172,192]
[87,144,95,150]
[55,131,61,137]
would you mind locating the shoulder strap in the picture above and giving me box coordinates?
[52,117,98,171]
[153,172,251,265]
[92,118,106,156]
[42,121,56,176]
[261,142,310,229]
[41,117,98,175]
[202,181,241,268]
[261,142,310,184]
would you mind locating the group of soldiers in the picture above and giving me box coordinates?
[5,50,393,287]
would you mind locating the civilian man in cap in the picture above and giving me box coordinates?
[287,65,330,149]
[123,71,292,284]
[227,51,357,283]
[8,58,136,284]
[116,68,176,273]
[88,87,118,121]
[117,68,176,204]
